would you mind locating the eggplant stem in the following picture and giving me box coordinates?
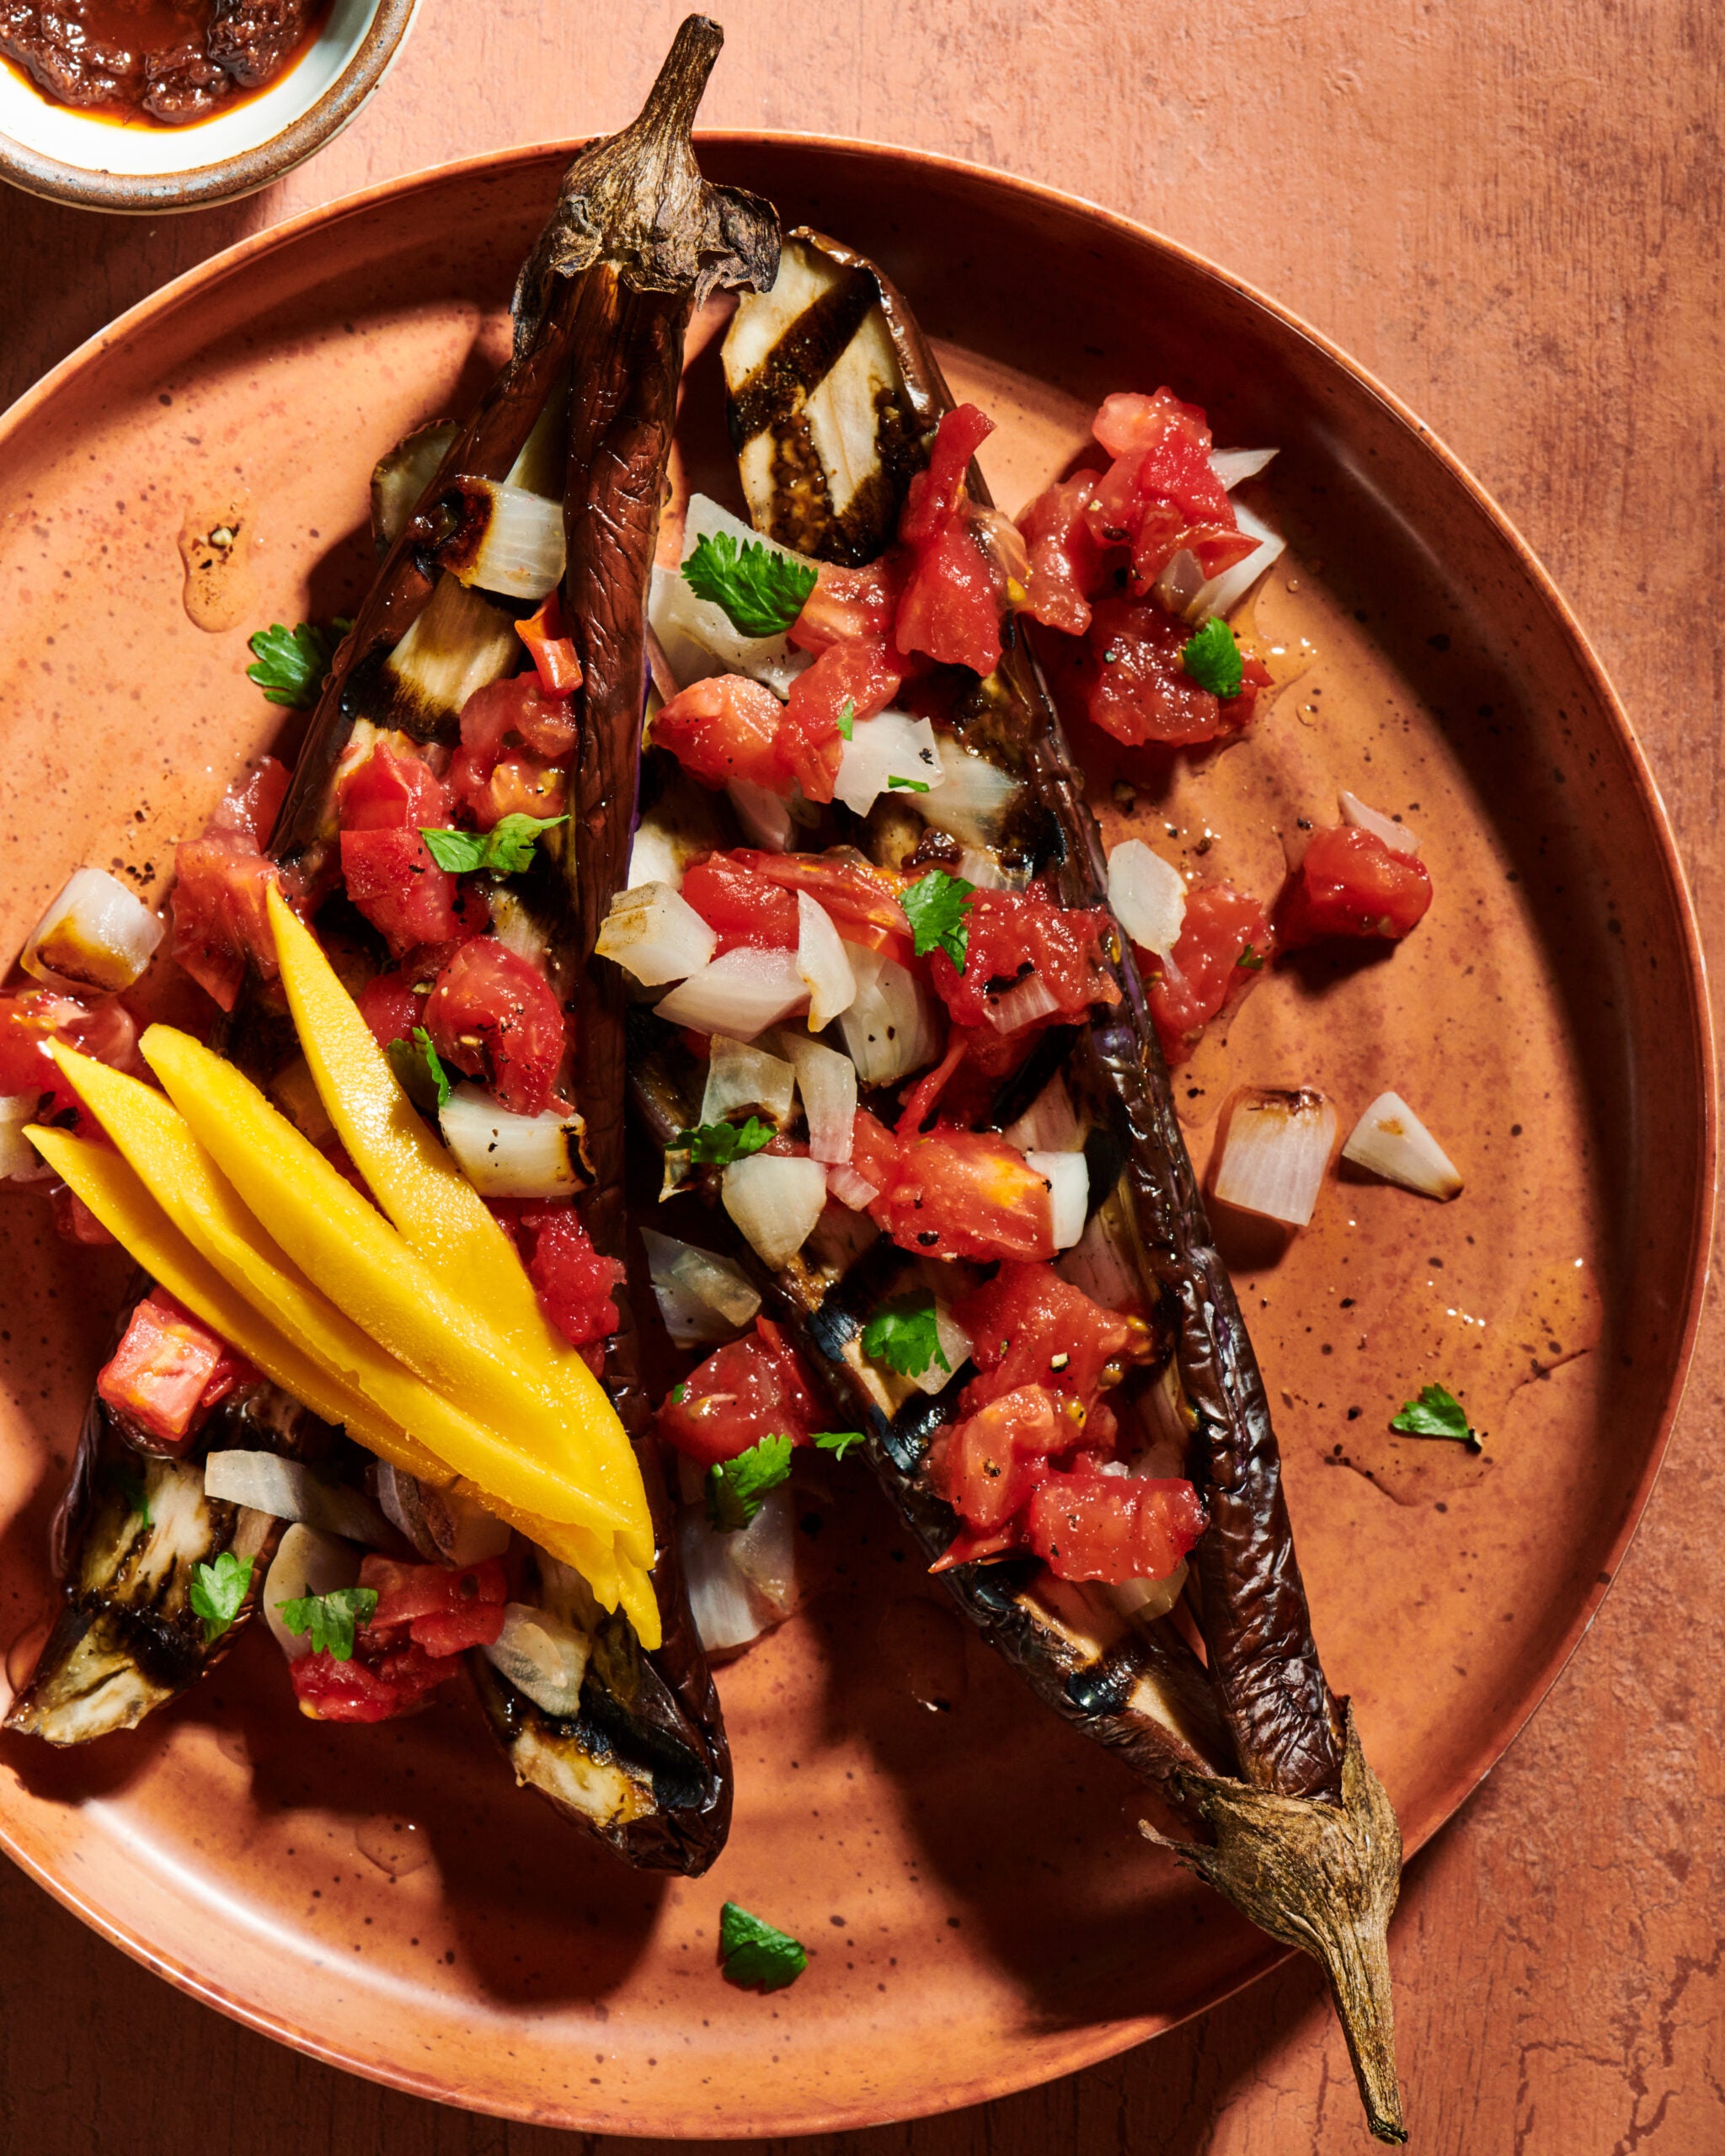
[1146,1704,1406,2142]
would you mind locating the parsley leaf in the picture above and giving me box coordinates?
[670,1380,688,1406]
[719,1900,808,1991]
[245,619,350,710]
[676,1117,776,1166]
[862,1293,950,1380]
[682,532,818,639]
[109,1462,151,1527]
[813,1430,866,1461]
[706,1434,794,1531]
[887,774,931,793]
[386,1026,451,1116]
[901,868,975,972]
[275,1586,378,1662]
[1389,1383,1478,1450]
[419,814,567,877]
[1236,943,1265,972]
[189,1550,254,1645]
[1181,617,1244,698]
[836,696,856,742]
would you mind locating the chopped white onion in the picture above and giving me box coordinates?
[627,822,686,891]
[1191,499,1286,624]
[838,943,943,1084]
[204,1450,390,1545]
[0,1094,52,1182]
[726,1483,800,1614]
[263,1523,360,1662]
[440,1083,584,1200]
[1152,548,1208,616]
[446,478,566,601]
[1210,447,1278,490]
[641,1227,761,1346]
[796,893,857,1030]
[648,497,814,697]
[957,846,1017,892]
[1212,1088,1338,1228]
[655,945,808,1036]
[1108,1559,1190,1624]
[487,887,553,969]
[1338,791,1420,857]
[376,1465,511,1565]
[1025,1149,1089,1250]
[595,880,717,986]
[482,1601,590,1716]
[678,1498,799,1654]
[722,1152,829,1270]
[984,970,1063,1034]
[24,867,164,995]
[917,742,1022,849]
[770,1032,857,1163]
[833,711,944,817]
[1107,840,1188,958]
[825,1162,878,1210]
[728,777,795,851]
[1003,1073,1083,1155]
[909,1305,974,1396]
[1342,1090,1463,1200]
[701,1036,797,1129]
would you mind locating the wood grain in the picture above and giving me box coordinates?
[1,2,1720,2148]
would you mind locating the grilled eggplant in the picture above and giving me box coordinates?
[624,231,1404,2130]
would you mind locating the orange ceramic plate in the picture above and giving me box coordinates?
[0,141,1711,2135]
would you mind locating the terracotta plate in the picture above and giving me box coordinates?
[0,141,1711,2135]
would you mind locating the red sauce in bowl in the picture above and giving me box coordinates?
[0,0,330,126]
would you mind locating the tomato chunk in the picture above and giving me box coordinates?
[778,638,905,803]
[930,1385,1069,1532]
[954,1262,1151,1417]
[870,1128,1055,1264]
[515,590,583,697]
[1087,389,1255,590]
[521,1206,623,1353]
[423,940,565,1116]
[680,857,801,954]
[449,671,576,830]
[96,1289,247,1452]
[1017,472,1108,636]
[0,990,136,1118]
[168,756,293,1011]
[895,405,1006,678]
[653,674,791,794]
[290,1638,455,1722]
[1023,1470,1208,1584]
[1144,883,1273,1067]
[657,1316,820,1467]
[360,1552,509,1655]
[790,553,907,654]
[1277,826,1434,947]
[927,887,1119,1032]
[336,734,478,957]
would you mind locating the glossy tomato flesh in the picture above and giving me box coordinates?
[423,940,565,1117]
[1023,1470,1208,1584]
[1277,825,1434,946]
[656,1316,820,1467]
[1145,883,1273,1067]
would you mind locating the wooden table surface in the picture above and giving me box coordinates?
[2,3,1720,2149]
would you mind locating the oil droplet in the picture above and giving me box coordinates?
[214,1726,248,1768]
[355,1816,430,1881]
[875,1599,967,1714]
[5,1617,51,1701]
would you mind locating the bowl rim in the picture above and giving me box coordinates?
[0,0,419,214]
[0,130,1714,2131]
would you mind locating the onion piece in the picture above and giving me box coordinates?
[384,572,520,726]
[376,1466,512,1565]
[833,711,944,816]
[1003,1073,1083,1155]
[1210,447,1278,490]
[728,777,795,851]
[24,867,164,995]
[1108,1558,1190,1624]
[1025,1150,1089,1250]
[796,893,857,1031]
[262,1523,360,1662]
[1212,1088,1338,1228]
[482,1601,590,1716]
[984,971,1063,1035]
[701,1036,797,1128]
[1342,1091,1463,1200]
[726,1483,799,1614]
[918,742,1022,849]
[204,1450,390,1545]
[440,1083,585,1200]
[825,1162,878,1210]
[1107,840,1187,959]
[596,880,717,986]
[441,478,566,601]
[641,1227,761,1347]
[0,1094,53,1182]
[1152,549,1208,616]
[1191,499,1286,625]
[487,887,553,969]
[722,1152,828,1270]
[648,497,814,697]
[909,1305,974,1396]
[1339,791,1420,857]
[838,944,943,1084]
[957,846,1012,892]
[768,1031,857,1162]
[678,1500,797,1654]
[655,945,808,1036]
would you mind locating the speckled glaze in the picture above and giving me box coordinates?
[0,141,1710,2135]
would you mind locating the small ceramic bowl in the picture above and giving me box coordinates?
[0,0,418,214]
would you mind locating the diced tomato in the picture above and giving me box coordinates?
[96,1289,235,1452]
[726,851,911,962]
[927,887,1119,1031]
[653,674,792,794]
[848,1107,903,1193]
[870,1128,1055,1263]
[954,1262,1150,1418]
[423,939,566,1116]
[680,856,800,954]
[338,732,449,830]
[778,638,905,803]
[1023,1470,1208,1584]
[514,590,583,697]
[355,965,430,1051]
[1277,826,1434,947]
[895,1031,966,1136]
[1017,472,1108,636]
[211,756,291,848]
[790,553,908,653]
[449,671,577,830]
[1086,389,1255,590]
[895,405,1006,678]
[516,1205,623,1353]
[51,1184,118,1246]
[290,1638,455,1722]
[0,990,136,1109]
[168,759,294,1011]
[930,1384,1069,1531]
[1145,883,1273,1067]
[360,1552,509,1654]
[336,733,475,957]
[1062,595,1228,748]
[657,1316,821,1468]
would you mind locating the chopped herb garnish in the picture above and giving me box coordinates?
[245,618,351,710]
[682,531,817,639]
[1389,1383,1478,1450]
[812,1430,867,1461]
[719,1900,808,1991]
[1236,943,1265,971]
[670,1381,689,1406]
[706,1434,794,1531]
[887,774,931,792]
[109,1462,151,1527]
[275,1586,378,1662]
[861,1293,950,1381]
[386,1026,451,1116]
[901,868,975,972]
[676,1117,776,1166]
[189,1550,254,1645]
[1181,616,1244,698]
[836,696,856,742]
[419,814,568,877]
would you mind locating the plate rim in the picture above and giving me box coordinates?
[0,130,1714,2135]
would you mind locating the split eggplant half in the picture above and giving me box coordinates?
[622,232,1405,2127]
[8,17,777,1881]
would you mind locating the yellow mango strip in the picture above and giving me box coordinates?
[615,1552,662,1650]
[51,1046,632,1548]
[265,887,656,1572]
[137,1026,653,1546]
